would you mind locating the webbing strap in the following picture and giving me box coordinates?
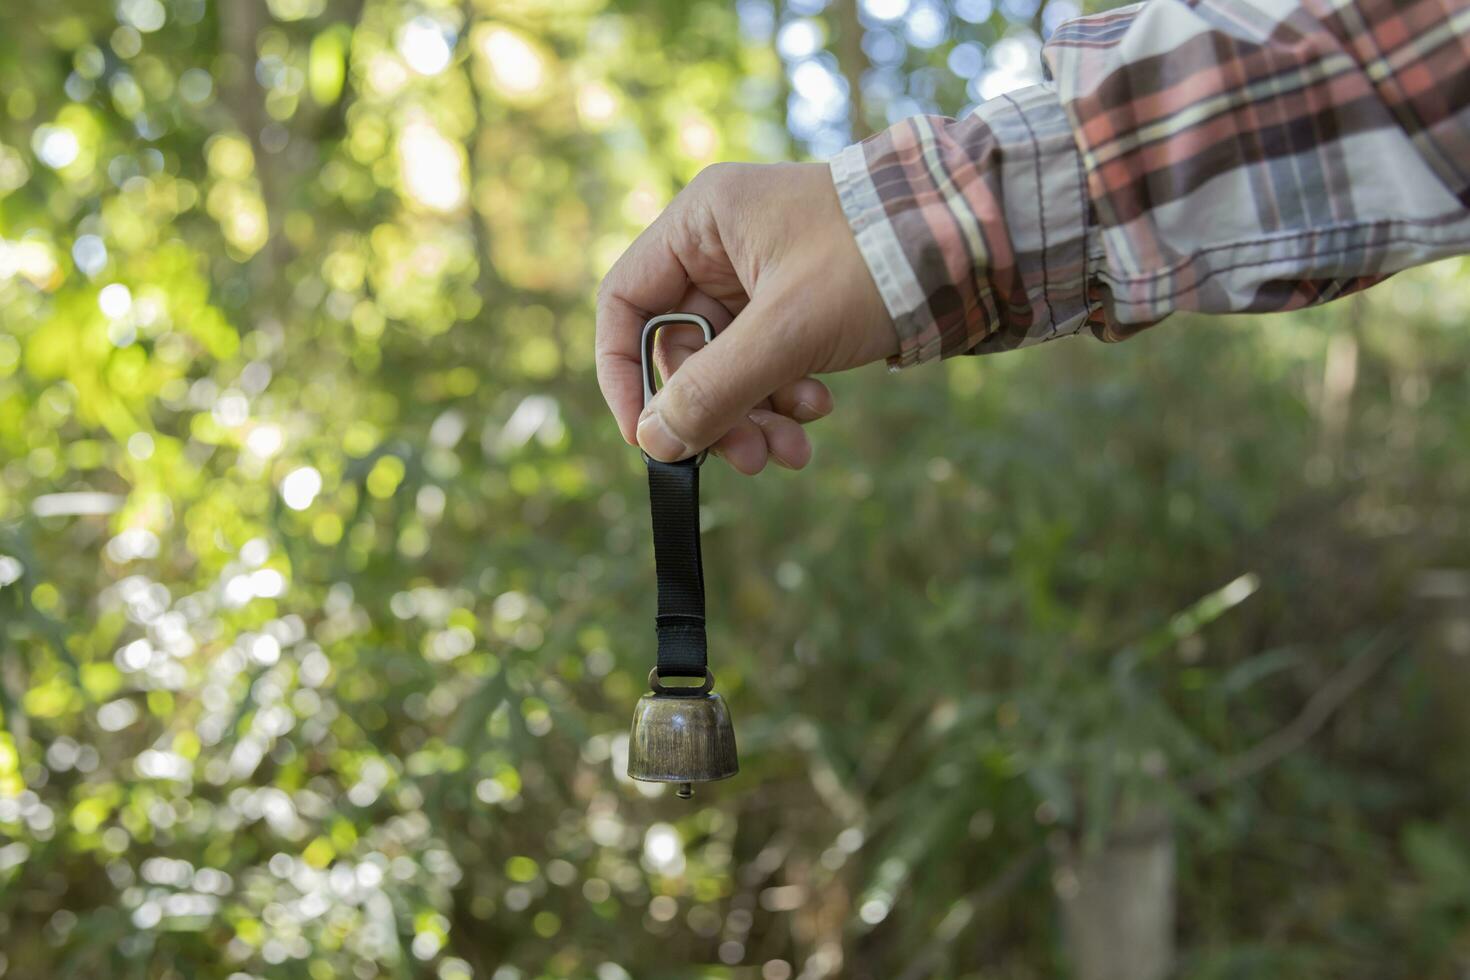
[647,456,706,677]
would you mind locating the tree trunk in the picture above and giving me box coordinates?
[834,0,871,140]
[1417,570,1470,788]
[1055,809,1175,980]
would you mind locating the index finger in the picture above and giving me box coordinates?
[595,214,693,445]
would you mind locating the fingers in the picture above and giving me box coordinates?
[659,325,770,474]
[636,289,810,463]
[747,409,813,470]
[595,216,698,446]
[650,287,734,386]
[710,425,771,475]
[697,376,831,473]
[648,288,772,472]
[646,286,825,473]
[769,377,832,423]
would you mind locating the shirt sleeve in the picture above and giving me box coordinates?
[831,0,1470,366]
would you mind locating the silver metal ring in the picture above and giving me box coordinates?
[641,313,715,466]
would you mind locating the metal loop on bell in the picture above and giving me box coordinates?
[640,313,715,466]
[648,666,715,697]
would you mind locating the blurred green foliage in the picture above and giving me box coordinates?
[3,1,1470,979]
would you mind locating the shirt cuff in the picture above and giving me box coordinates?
[830,84,1097,367]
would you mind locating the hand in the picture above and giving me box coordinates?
[596,161,896,474]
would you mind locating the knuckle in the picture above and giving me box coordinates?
[692,161,745,196]
[692,162,729,187]
[595,266,625,307]
[664,369,720,436]
[593,326,614,361]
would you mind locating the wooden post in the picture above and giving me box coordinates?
[1054,809,1175,980]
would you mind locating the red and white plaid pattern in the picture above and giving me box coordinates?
[832,0,1470,367]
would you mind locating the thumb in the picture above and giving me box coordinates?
[637,294,806,462]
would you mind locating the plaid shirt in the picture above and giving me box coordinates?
[832,0,1470,367]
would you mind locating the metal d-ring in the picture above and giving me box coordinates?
[648,666,715,697]
[641,313,715,466]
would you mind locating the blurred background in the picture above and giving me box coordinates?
[3,0,1470,977]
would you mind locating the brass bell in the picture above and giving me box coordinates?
[627,668,738,799]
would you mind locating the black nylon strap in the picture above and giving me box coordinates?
[646,456,706,677]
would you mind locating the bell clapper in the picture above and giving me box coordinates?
[676,782,693,800]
